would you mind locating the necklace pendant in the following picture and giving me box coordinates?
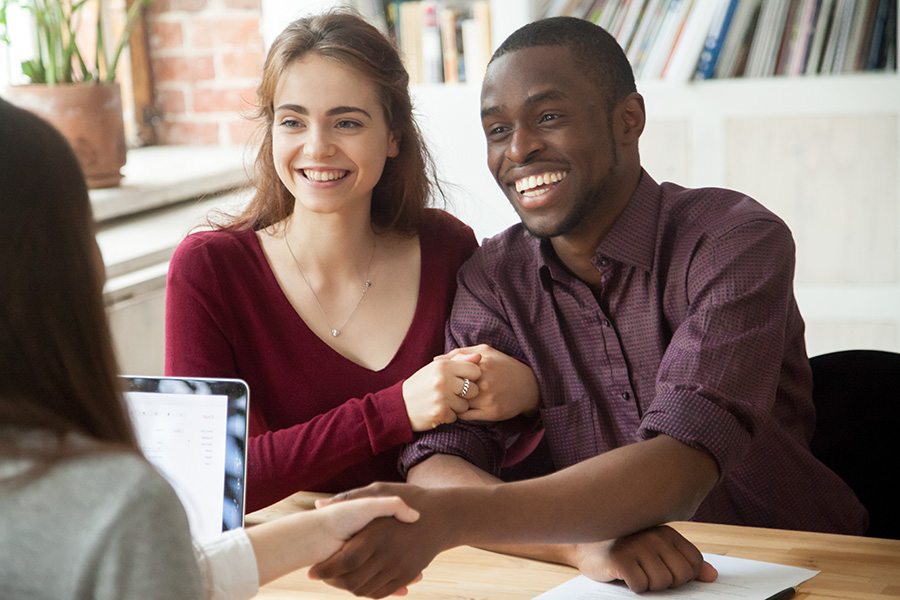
[331,329,340,337]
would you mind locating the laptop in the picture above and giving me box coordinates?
[120,376,249,543]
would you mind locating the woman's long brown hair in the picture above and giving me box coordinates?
[222,9,439,235]
[0,99,138,478]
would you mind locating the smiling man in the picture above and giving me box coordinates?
[309,17,868,599]
[403,11,866,555]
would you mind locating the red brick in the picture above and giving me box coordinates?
[160,120,220,145]
[220,49,264,79]
[152,54,216,82]
[147,0,171,17]
[156,87,187,114]
[149,20,184,50]
[192,85,256,113]
[167,0,208,12]
[227,117,261,146]
[191,16,262,47]
[223,0,260,10]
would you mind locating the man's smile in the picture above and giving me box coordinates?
[514,170,568,197]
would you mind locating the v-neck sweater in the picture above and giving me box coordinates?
[165,209,477,511]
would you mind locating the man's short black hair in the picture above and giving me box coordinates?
[490,17,637,110]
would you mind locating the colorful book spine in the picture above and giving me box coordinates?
[804,0,836,74]
[663,0,727,82]
[694,0,741,79]
[865,0,891,69]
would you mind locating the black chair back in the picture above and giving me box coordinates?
[809,349,900,539]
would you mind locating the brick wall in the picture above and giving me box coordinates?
[147,0,264,146]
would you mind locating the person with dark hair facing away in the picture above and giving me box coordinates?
[306,16,867,599]
[0,97,424,600]
[164,10,541,513]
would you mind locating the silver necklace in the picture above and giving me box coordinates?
[283,233,375,337]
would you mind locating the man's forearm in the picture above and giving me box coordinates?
[407,435,718,549]
[407,454,578,566]
[407,453,502,486]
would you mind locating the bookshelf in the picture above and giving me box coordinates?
[359,0,897,84]
[262,0,900,356]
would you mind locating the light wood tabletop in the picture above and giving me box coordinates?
[247,492,900,599]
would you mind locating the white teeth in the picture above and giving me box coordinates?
[303,169,347,182]
[515,171,567,193]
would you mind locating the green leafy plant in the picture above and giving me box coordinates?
[0,0,147,84]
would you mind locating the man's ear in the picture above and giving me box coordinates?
[617,92,646,146]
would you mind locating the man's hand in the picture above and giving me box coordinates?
[244,494,421,589]
[569,526,718,592]
[310,483,455,598]
[402,354,481,431]
[444,344,540,421]
[311,496,422,563]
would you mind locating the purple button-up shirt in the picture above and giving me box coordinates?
[401,171,867,535]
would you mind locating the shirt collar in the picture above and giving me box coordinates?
[537,169,662,286]
[597,169,661,273]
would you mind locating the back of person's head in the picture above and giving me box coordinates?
[0,99,137,465]
[237,9,434,234]
[490,17,636,111]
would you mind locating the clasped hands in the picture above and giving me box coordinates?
[307,482,717,598]
[401,344,540,431]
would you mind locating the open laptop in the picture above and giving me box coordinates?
[120,376,249,543]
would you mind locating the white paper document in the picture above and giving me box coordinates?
[532,553,818,599]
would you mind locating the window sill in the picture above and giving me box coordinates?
[90,145,251,223]
[95,145,253,305]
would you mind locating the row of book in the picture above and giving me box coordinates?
[540,0,897,81]
[371,0,493,84]
[362,0,897,84]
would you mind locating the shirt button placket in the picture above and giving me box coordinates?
[597,255,611,284]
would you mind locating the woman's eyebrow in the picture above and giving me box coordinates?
[274,104,372,119]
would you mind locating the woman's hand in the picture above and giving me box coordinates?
[402,355,481,431]
[444,345,540,422]
[312,496,422,561]
[311,483,456,598]
[245,494,421,588]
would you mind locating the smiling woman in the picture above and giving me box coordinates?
[163,9,541,513]
[0,96,427,600]
[270,55,400,222]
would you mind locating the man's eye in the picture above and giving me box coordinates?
[539,113,559,123]
[488,125,509,135]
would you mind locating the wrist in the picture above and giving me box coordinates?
[425,485,502,551]
[400,379,425,432]
[429,487,472,550]
[556,542,582,568]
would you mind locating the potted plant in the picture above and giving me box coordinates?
[1,0,148,188]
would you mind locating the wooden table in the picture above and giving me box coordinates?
[248,493,900,599]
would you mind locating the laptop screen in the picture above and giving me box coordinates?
[120,376,249,543]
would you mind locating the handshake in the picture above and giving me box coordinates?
[285,481,717,599]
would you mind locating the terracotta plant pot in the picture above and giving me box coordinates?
[4,82,127,189]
